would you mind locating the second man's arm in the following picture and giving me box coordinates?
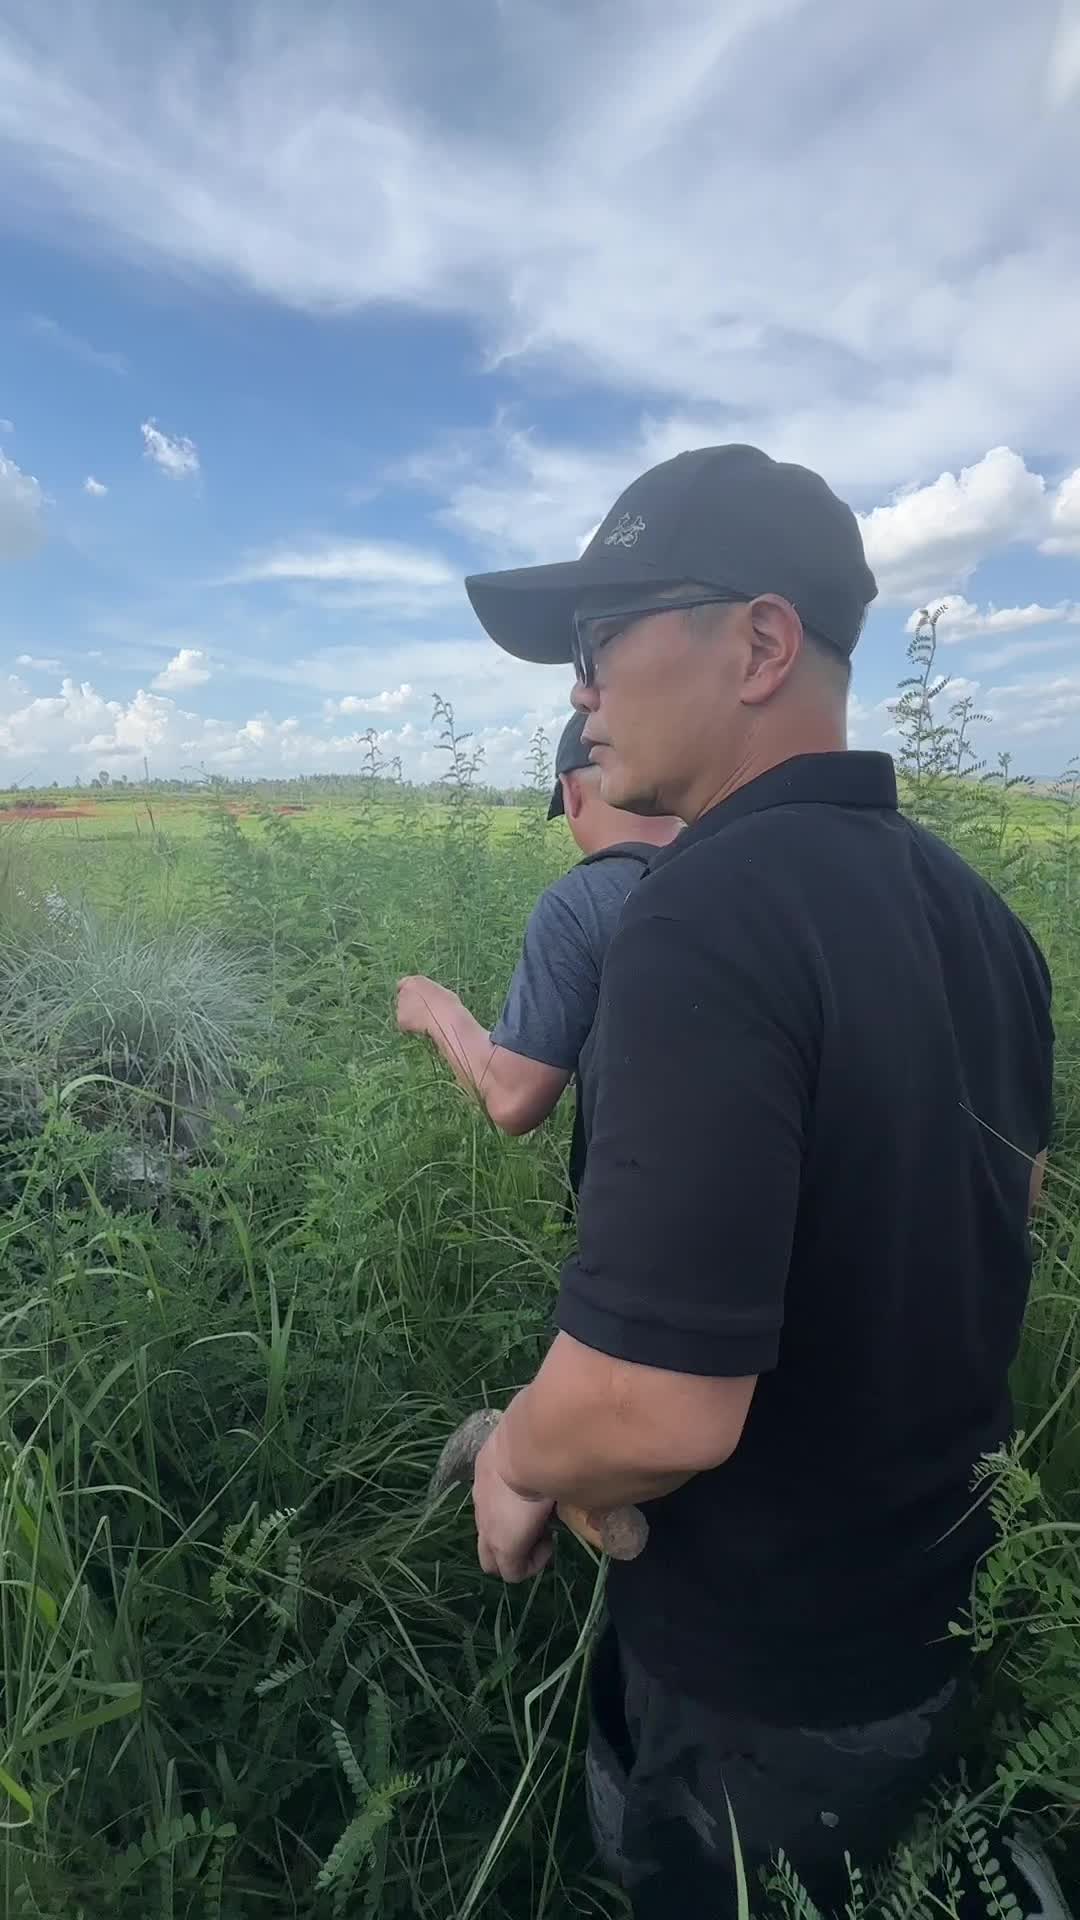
[396,975,570,1134]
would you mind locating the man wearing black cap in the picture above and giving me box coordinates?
[396,711,677,1184]
[460,446,1057,1916]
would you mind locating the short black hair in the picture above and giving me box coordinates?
[688,593,853,687]
[804,625,852,689]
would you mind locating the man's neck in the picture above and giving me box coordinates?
[571,795,680,857]
[588,815,679,855]
[685,725,847,826]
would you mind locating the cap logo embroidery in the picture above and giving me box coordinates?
[603,512,646,549]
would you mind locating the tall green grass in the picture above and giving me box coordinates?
[1,694,1078,1917]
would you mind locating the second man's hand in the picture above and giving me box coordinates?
[396,974,456,1038]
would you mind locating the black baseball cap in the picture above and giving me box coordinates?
[465,444,877,665]
[547,710,593,820]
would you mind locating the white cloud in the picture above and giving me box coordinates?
[255,632,575,728]
[403,420,633,564]
[0,672,562,785]
[903,594,1080,641]
[968,637,1080,672]
[939,675,981,705]
[857,449,1047,603]
[28,313,127,375]
[0,679,182,765]
[141,419,199,479]
[334,683,414,715]
[15,653,61,672]
[0,449,45,560]
[228,537,462,618]
[84,474,108,496]
[0,675,328,773]
[405,425,1079,646]
[0,418,13,434]
[232,538,454,590]
[152,647,212,691]
[1041,467,1080,556]
[985,670,1080,739]
[1,5,1079,492]
[1047,0,1080,108]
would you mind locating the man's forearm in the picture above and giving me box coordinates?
[399,976,569,1134]
[492,1364,693,1511]
[418,986,498,1102]
[489,1333,754,1512]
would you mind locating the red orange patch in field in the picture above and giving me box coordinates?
[1,806,97,822]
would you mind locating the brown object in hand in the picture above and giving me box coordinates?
[429,1408,650,1562]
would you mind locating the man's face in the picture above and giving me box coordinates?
[573,601,748,819]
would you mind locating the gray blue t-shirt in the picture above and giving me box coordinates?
[491,854,651,1077]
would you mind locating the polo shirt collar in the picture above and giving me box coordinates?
[661,751,898,859]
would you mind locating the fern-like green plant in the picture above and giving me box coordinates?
[317,1696,419,1917]
[317,1684,466,1919]
[995,1699,1080,1812]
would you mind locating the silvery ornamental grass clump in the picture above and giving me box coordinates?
[0,913,267,1137]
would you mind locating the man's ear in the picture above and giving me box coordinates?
[562,772,584,821]
[742,595,803,705]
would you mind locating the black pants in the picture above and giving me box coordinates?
[586,1625,965,1919]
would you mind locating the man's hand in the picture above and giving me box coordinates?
[396,975,454,1038]
[472,1431,555,1582]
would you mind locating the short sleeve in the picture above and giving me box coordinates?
[491,876,602,1071]
[1019,923,1055,1151]
[557,903,815,1377]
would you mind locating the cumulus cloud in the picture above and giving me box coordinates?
[152,647,212,691]
[0,672,563,785]
[405,423,1079,647]
[0,675,340,773]
[15,653,61,671]
[1,4,1079,491]
[334,683,414,715]
[0,449,46,560]
[84,474,108,496]
[1041,467,1080,556]
[857,449,1047,603]
[141,419,200,478]
[0,679,180,764]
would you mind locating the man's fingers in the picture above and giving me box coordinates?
[477,1535,498,1577]
[476,1535,553,1583]
[519,1537,553,1580]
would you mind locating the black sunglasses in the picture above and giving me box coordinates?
[571,591,750,688]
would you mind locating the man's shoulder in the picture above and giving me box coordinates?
[542,852,652,916]
[625,812,795,930]
[903,818,1052,990]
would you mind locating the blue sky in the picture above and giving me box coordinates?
[1,0,1079,785]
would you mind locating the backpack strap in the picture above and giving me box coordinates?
[567,841,655,1200]
[577,841,657,869]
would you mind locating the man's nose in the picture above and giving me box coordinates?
[571,679,598,713]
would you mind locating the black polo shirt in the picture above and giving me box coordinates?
[558,752,1054,1727]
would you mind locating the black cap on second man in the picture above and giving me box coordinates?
[465,444,877,667]
[547,710,594,820]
